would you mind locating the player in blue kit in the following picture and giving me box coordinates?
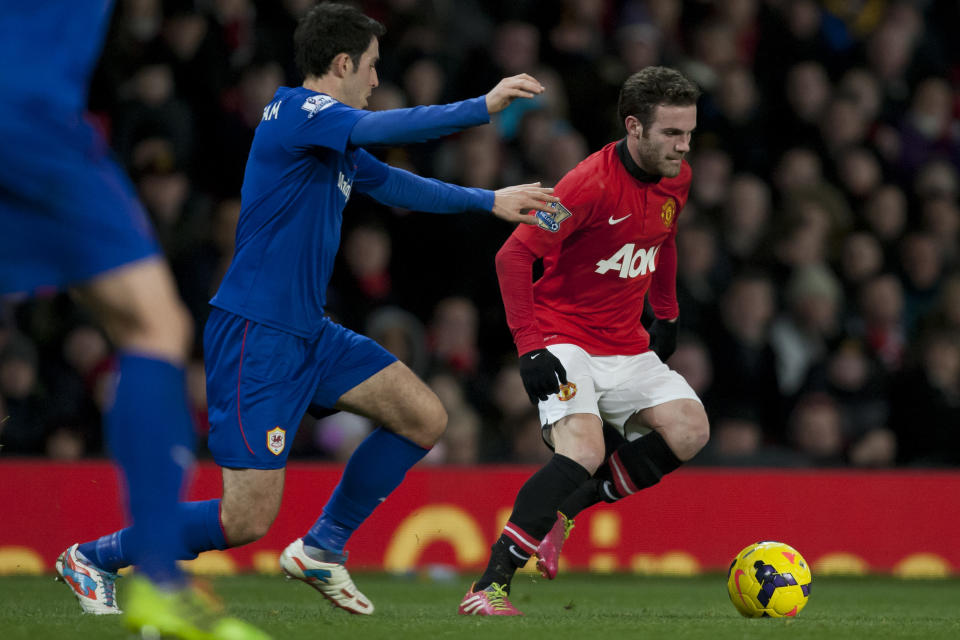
[0,2,268,639]
[61,2,556,616]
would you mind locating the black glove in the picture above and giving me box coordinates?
[648,319,678,362]
[518,348,568,404]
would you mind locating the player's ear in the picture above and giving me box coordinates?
[331,52,353,78]
[625,115,642,139]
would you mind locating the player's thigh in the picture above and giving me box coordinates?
[597,351,701,433]
[73,256,192,360]
[333,360,446,447]
[220,466,285,540]
[551,412,605,473]
[628,398,709,461]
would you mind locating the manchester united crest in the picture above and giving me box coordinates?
[267,426,286,455]
[660,198,676,228]
[558,382,578,402]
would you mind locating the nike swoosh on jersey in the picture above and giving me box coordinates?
[530,353,541,359]
[608,214,631,225]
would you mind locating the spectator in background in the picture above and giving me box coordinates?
[862,184,907,259]
[803,338,894,467]
[705,270,783,440]
[898,232,945,331]
[770,264,844,397]
[856,273,907,372]
[687,147,732,215]
[719,173,771,269]
[675,221,722,335]
[330,222,396,331]
[366,306,429,378]
[771,146,824,197]
[921,197,960,266]
[890,329,960,466]
[428,296,481,379]
[0,335,46,454]
[788,393,845,466]
[778,61,832,155]
[838,231,885,297]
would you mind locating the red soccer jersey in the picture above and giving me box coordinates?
[500,140,690,356]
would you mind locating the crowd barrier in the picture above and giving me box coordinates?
[2,461,957,576]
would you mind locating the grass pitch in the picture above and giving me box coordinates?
[2,572,959,639]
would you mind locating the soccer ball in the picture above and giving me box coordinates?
[726,541,812,618]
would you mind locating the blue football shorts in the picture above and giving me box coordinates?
[204,307,398,469]
[0,110,158,296]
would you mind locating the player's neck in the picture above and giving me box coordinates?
[303,75,344,102]
[618,137,661,183]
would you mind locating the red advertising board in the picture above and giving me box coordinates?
[1,461,957,576]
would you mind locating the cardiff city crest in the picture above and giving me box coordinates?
[267,426,286,456]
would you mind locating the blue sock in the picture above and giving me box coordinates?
[105,353,195,586]
[77,499,227,573]
[303,427,429,554]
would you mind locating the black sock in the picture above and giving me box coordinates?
[557,423,628,519]
[475,454,590,590]
[606,430,682,498]
[558,431,683,518]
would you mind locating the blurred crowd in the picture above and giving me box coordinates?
[2,0,960,468]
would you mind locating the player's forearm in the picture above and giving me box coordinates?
[496,236,545,354]
[364,166,494,212]
[648,234,679,319]
[349,97,489,146]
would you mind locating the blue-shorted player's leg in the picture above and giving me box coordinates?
[0,137,200,610]
[3,118,264,635]
[280,323,441,614]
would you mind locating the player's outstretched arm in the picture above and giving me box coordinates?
[491,183,558,225]
[485,74,545,114]
[348,74,545,147]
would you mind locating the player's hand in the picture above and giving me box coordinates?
[648,318,678,362]
[518,349,568,405]
[485,74,545,114]
[492,183,559,225]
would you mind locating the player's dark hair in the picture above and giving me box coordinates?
[294,2,386,79]
[618,66,700,132]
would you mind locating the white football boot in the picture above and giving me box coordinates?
[279,538,374,615]
[55,543,122,614]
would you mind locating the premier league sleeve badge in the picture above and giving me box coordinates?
[534,201,573,233]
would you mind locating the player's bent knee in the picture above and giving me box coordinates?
[676,413,710,461]
[417,395,448,446]
[222,507,277,546]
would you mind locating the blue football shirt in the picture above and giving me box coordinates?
[0,1,114,112]
[210,87,392,338]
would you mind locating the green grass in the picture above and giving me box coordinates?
[2,572,959,639]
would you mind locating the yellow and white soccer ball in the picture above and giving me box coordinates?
[726,541,812,618]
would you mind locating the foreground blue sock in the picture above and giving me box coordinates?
[77,499,227,573]
[304,428,429,554]
[105,353,195,585]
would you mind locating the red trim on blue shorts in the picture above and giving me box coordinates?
[235,320,256,456]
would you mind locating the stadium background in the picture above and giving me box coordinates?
[2,0,960,575]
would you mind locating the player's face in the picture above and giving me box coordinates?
[635,105,697,178]
[344,37,380,109]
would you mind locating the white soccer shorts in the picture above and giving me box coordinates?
[538,343,701,436]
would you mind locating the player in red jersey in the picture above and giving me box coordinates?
[458,66,709,615]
